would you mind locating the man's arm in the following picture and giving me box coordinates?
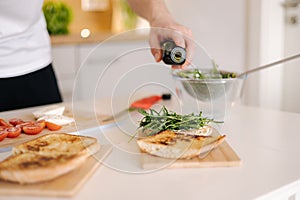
[126,0,174,26]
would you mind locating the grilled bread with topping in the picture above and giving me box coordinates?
[137,130,225,159]
[12,133,99,156]
[0,133,100,184]
[0,151,89,184]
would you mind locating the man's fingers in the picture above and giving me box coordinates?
[151,48,162,62]
[182,38,195,68]
[149,32,162,62]
[171,31,186,48]
[149,27,194,65]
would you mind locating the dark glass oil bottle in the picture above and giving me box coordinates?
[161,40,186,65]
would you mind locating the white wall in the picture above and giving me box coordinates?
[245,0,286,110]
[282,4,300,113]
[258,0,285,110]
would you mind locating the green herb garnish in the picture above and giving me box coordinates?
[176,60,237,80]
[221,72,237,79]
[138,106,222,136]
[193,69,206,79]
[177,69,237,79]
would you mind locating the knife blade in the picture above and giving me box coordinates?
[0,146,12,153]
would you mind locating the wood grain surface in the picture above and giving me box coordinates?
[0,110,114,149]
[0,145,112,197]
[141,140,241,170]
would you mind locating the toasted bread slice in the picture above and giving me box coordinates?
[137,130,225,159]
[0,152,88,184]
[13,133,100,156]
[0,133,100,184]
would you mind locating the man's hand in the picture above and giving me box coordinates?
[126,0,195,68]
[149,17,194,68]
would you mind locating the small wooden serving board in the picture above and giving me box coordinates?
[0,112,113,149]
[141,140,241,170]
[0,145,112,197]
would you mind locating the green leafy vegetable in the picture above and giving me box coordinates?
[43,1,72,35]
[176,69,206,79]
[138,106,222,136]
[176,61,237,80]
[221,72,237,79]
[177,69,237,79]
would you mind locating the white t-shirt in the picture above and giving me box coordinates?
[0,1,52,78]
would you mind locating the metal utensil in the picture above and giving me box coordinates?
[237,53,300,78]
[0,146,12,153]
[173,53,300,102]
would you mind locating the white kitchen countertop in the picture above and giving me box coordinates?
[0,100,300,200]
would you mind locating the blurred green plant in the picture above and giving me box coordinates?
[119,0,137,30]
[43,1,72,35]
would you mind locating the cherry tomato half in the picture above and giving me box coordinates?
[16,121,35,131]
[6,127,22,138]
[46,121,62,131]
[0,126,7,131]
[9,118,24,126]
[22,124,43,135]
[36,120,46,129]
[0,119,10,127]
[0,131,8,141]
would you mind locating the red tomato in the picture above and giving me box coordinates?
[6,127,22,138]
[23,124,43,135]
[0,131,8,141]
[36,120,46,129]
[46,121,62,131]
[16,121,35,131]
[0,126,7,131]
[9,118,24,126]
[0,119,10,127]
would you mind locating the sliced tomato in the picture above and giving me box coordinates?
[0,131,8,141]
[36,120,46,129]
[16,121,35,131]
[22,124,43,135]
[6,127,22,138]
[46,121,62,131]
[9,118,24,126]
[0,126,7,131]
[0,119,10,127]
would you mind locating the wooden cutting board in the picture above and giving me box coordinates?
[0,111,114,149]
[0,145,112,197]
[141,140,241,170]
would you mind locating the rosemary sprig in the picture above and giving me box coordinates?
[138,106,222,136]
